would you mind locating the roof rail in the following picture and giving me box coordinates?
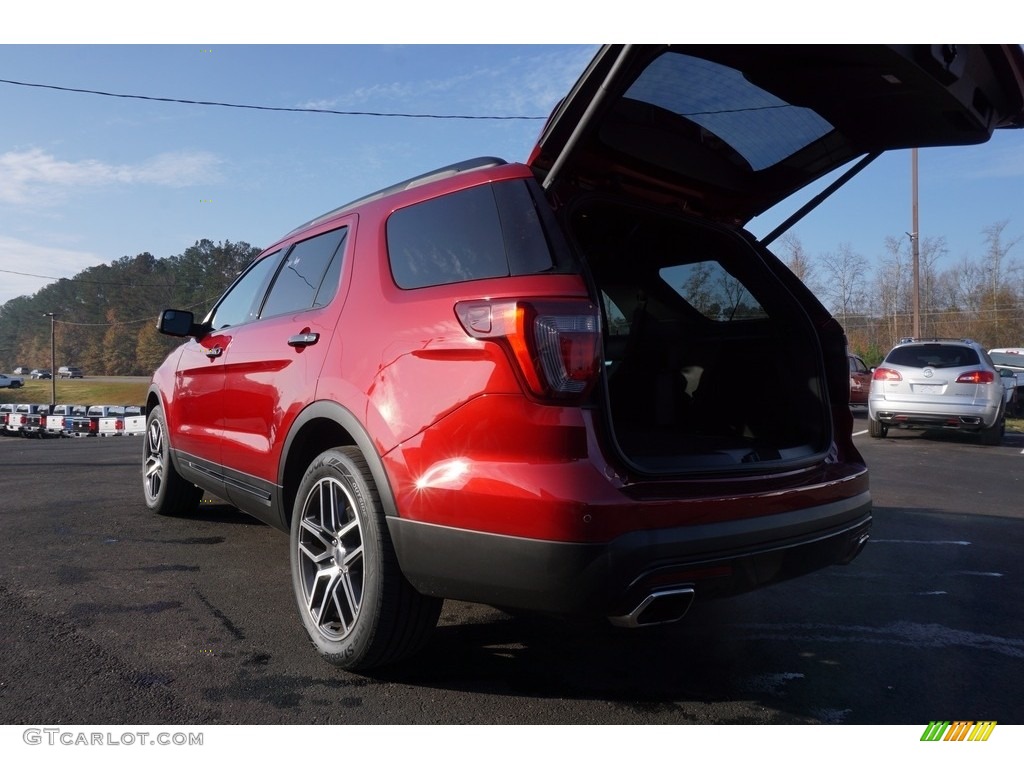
[284,156,508,238]
[898,337,976,344]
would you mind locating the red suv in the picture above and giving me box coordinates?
[144,45,1024,670]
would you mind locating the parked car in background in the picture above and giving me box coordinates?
[989,348,1024,416]
[6,404,49,436]
[869,338,1006,444]
[57,366,84,379]
[0,403,14,430]
[997,367,1019,414]
[849,354,871,407]
[30,369,52,379]
[123,406,146,436]
[19,404,52,437]
[45,404,90,436]
[0,374,24,389]
[71,405,119,436]
[93,406,145,437]
[12,366,30,375]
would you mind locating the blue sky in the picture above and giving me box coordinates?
[2,20,1023,307]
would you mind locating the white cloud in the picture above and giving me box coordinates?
[0,148,224,204]
[485,47,599,117]
[0,236,103,305]
[298,46,598,119]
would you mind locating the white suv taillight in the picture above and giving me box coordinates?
[455,298,600,401]
[955,370,995,384]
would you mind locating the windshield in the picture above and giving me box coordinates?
[885,345,980,369]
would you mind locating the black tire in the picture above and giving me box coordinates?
[142,405,202,515]
[290,447,441,671]
[868,415,888,438]
[979,415,1005,446]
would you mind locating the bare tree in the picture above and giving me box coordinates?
[775,232,820,294]
[980,221,1023,343]
[875,236,909,346]
[820,243,868,329]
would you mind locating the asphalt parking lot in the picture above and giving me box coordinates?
[0,422,1021,726]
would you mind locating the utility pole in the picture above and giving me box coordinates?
[911,148,921,339]
[43,312,57,407]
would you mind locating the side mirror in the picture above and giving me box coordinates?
[157,309,204,338]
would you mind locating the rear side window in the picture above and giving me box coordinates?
[885,345,980,368]
[387,180,558,289]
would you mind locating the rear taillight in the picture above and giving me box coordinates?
[872,367,902,382]
[956,371,995,384]
[455,298,600,400]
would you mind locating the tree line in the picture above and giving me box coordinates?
[778,220,1023,365]
[0,240,260,376]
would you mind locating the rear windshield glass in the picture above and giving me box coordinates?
[885,345,980,369]
[623,52,834,172]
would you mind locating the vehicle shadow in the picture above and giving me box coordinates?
[175,498,267,526]
[365,600,810,717]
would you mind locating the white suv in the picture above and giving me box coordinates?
[869,339,1006,444]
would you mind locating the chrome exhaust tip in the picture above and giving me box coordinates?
[839,531,871,564]
[608,586,695,628]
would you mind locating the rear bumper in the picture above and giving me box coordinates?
[388,491,871,618]
[869,397,1001,430]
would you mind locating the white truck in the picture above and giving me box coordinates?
[45,404,90,437]
[0,403,15,431]
[0,374,25,389]
[990,348,1024,417]
[6,404,49,436]
[97,405,146,436]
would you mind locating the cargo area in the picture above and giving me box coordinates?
[571,199,831,473]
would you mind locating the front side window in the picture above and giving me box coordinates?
[206,251,281,331]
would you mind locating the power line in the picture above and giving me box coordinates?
[53,297,218,328]
[0,77,547,121]
[0,268,176,288]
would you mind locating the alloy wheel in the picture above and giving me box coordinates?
[296,476,365,641]
[144,418,164,502]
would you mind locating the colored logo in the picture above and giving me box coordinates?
[921,721,997,742]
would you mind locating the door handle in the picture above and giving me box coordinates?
[288,332,320,347]
[205,346,223,359]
